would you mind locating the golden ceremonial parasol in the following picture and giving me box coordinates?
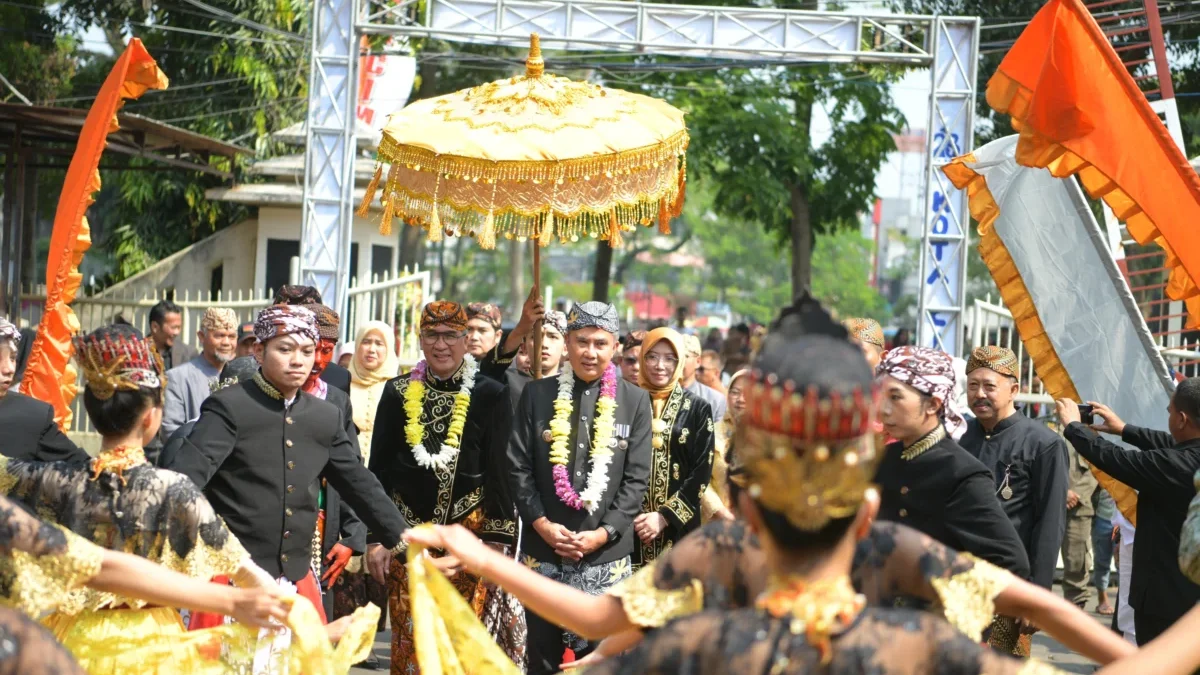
[358,33,689,374]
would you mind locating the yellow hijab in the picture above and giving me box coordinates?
[638,328,687,414]
[350,321,398,389]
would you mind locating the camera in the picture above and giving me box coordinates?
[1077,403,1097,425]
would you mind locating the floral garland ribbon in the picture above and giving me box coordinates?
[549,362,619,513]
[403,354,478,470]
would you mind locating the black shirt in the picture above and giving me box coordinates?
[508,374,653,565]
[876,432,1031,579]
[960,413,1069,589]
[0,392,89,465]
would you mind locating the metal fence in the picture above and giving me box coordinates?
[14,266,430,440]
[964,295,1199,410]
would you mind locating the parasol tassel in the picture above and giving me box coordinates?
[657,197,671,235]
[357,163,383,218]
[608,210,623,248]
[479,210,497,250]
[671,164,687,217]
[380,198,395,236]
[428,203,444,243]
[539,211,554,247]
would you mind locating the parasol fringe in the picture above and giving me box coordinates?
[657,197,671,236]
[671,157,687,217]
[608,210,623,248]
[380,198,395,236]
[539,211,554,247]
[357,163,383,218]
[428,203,444,243]
[479,210,497,250]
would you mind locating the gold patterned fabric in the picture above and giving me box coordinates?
[928,554,1015,642]
[43,597,380,675]
[360,34,687,246]
[0,454,248,613]
[966,346,1019,379]
[609,560,705,629]
[0,494,103,618]
[404,529,523,675]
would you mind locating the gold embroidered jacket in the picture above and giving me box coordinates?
[369,362,516,545]
[633,386,715,568]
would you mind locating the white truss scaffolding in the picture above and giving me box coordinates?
[304,0,980,352]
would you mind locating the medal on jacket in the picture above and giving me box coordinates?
[998,465,1014,500]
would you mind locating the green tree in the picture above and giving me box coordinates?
[810,229,891,321]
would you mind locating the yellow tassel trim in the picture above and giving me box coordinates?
[540,212,555,247]
[658,198,671,235]
[428,204,443,243]
[608,210,623,248]
[357,163,383,218]
[479,210,497,250]
[380,198,395,237]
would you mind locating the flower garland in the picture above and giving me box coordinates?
[403,354,478,470]
[549,362,619,513]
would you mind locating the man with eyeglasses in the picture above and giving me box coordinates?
[619,330,646,386]
[366,300,521,672]
[507,301,653,674]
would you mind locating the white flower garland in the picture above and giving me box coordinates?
[406,354,478,470]
[549,362,619,513]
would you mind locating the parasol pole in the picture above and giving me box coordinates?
[531,242,544,379]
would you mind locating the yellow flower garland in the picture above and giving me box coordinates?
[402,356,478,470]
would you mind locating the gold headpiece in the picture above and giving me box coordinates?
[734,371,882,531]
[843,318,884,349]
[73,332,166,402]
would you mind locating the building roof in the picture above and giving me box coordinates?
[248,154,380,182]
[0,102,250,178]
[272,120,380,150]
[205,182,376,208]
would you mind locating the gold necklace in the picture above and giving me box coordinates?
[756,574,865,664]
[90,445,147,484]
[900,425,946,461]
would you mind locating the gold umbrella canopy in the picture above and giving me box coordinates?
[358,34,689,250]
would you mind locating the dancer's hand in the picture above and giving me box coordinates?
[367,544,392,585]
[403,524,493,576]
[428,553,463,578]
[229,586,290,630]
[325,616,354,644]
[322,543,353,587]
[633,513,667,544]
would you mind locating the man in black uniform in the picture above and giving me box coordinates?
[0,317,88,464]
[365,300,518,673]
[1056,387,1200,645]
[960,346,1068,595]
[165,304,408,622]
[508,301,652,675]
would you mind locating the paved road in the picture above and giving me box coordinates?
[352,583,1122,674]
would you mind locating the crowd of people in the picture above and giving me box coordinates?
[4,286,1200,675]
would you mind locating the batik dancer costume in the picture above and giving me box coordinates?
[631,328,715,568]
[506,301,652,675]
[368,301,520,674]
[165,305,410,660]
[588,295,1045,675]
[0,325,276,674]
[960,346,1069,656]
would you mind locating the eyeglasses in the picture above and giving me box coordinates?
[696,366,708,374]
[645,354,679,368]
[420,331,466,346]
[623,357,639,365]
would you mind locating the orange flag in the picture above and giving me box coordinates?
[988,0,1200,326]
[19,39,168,429]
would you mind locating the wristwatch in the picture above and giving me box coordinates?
[601,524,619,543]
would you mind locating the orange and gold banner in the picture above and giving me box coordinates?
[988,0,1200,327]
[18,38,168,428]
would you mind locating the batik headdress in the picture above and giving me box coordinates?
[301,304,341,341]
[73,325,165,401]
[735,294,882,531]
[843,317,884,349]
[965,345,1019,379]
[254,305,320,344]
[421,301,469,332]
[465,302,502,330]
[0,317,18,345]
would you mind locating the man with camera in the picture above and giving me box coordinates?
[1055,380,1200,645]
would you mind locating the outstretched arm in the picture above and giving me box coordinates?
[996,576,1135,664]
[1095,604,1200,675]
[404,525,633,640]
